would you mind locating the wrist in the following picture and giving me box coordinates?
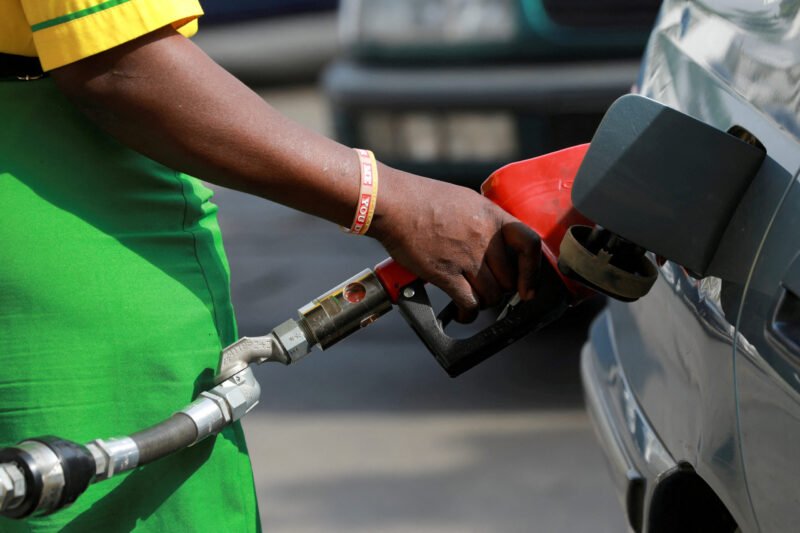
[365,162,411,244]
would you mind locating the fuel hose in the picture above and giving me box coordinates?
[0,366,263,519]
[130,413,199,466]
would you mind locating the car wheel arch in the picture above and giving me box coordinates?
[646,463,738,533]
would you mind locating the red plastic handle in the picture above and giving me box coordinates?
[374,258,418,304]
[481,143,596,301]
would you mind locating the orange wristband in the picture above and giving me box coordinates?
[344,148,379,235]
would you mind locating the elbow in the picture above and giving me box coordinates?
[50,26,181,117]
[50,56,159,133]
[51,60,122,116]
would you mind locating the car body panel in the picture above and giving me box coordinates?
[654,4,800,528]
[581,311,677,531]
[584,0,800,530]
[603,277,753,529]
[734,172,800,532]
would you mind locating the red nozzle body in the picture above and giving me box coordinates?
[374,258,418,304]
[481,144,596,302]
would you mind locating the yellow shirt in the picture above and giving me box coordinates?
[0,0,203,71]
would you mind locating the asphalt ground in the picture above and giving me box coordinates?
[207,85,628,532]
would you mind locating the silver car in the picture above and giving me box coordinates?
[582,1,800,532]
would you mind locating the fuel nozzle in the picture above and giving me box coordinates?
[297,269,393,350]
[215,269,394,384]
[557,225,658,302]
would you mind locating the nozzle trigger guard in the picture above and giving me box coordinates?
[396,264,570,377]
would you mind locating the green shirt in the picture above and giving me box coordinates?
[0,78,260,532]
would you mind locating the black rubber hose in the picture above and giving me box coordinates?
[130,413,198,466]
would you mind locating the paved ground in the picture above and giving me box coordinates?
[210,86,627,532]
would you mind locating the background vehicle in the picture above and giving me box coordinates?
[324,0,660,184]
[582,1,800,531]
[200,0,338,24]
[195,0,340,84]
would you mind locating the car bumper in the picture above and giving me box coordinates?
[323,58,641,183]
[581,310,676,532]
[324,58,641,109]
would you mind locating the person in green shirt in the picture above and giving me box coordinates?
[0,4,541,531]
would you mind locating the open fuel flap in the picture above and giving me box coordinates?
[558,94,766,297]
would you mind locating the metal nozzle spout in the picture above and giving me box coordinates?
[297,269,392,350]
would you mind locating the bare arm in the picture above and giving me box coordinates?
[51,26,540,320]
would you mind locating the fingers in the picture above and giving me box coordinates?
[465,261,503,309]
[437,261,503,324]
[441,275,480,323]
[457,256,507,323]
[484,232,516,293]
[502,221,541,300]
[444,218,539,322]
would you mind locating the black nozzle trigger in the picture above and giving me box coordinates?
[396,263,569,377]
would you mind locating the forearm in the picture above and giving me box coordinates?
[52,26,389,230]
[51,25,541,315]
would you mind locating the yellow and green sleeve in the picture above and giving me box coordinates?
[19,0,203,71]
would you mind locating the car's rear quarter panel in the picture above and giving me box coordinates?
[731,161,800,531]
[600,0,800,530]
